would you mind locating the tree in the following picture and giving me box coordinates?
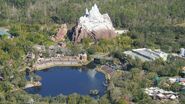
[99,96,111,104]
[117,99,129,104]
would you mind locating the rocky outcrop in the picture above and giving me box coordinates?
[52,24,67,42]
[72,4,116,43]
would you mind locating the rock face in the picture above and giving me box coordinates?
[52,24,67,42]
[72,4,116,43]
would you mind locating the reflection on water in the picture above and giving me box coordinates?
[78,68,82,72]
[25,66,106,97]
[87,69,97,78]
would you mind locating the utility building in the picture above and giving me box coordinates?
[124,48,168,62]
[180,48,185,57]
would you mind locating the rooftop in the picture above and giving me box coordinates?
[124,48,168,61]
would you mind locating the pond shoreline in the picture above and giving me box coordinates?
[32,61,89,71]
[32,61,112,80]
[24,81,42,89]
[25,67,107,97]
[25,58,114,93]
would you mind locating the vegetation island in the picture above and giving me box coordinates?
[0,0,185,104]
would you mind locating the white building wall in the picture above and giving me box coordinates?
[180,48,185,57]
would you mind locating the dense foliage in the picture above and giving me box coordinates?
[0,0,185,104]
[0,0,185,52]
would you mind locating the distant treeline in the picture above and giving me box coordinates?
[0,0,184,27]
[0,0,185,51]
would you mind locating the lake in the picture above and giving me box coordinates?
[25,66,107,97]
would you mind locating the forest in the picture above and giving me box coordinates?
[0,0,185,104]
[0,0,185,52]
